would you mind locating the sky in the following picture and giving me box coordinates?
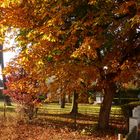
[0,29,16,81]
[3,50,15,67]
[3,29,17,67]
[0,47,15,81]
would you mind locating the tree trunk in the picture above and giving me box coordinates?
[67,94,71,103]
[60,94,65,108]
[98,81,116,129]
[0,45,11,106]
[70,91,78,115]
[4,96,11,106]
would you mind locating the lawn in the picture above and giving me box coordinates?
[0,101,125,126]
[0,101,126,140]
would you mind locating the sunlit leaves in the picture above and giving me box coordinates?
[130,15,140,28]
[0,0,21,8]
[0,25,8,44]
[113,1,136,18]
[88,0,97,5]
[1,0,139,108]
[120,60,130,70]
[71,37,99,61]
[42,34,56,42]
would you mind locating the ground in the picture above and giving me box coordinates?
[0,116,117,140]
[0,102,126,140]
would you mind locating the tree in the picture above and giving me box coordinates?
[0,45,11,105]
[70,90,78,115]
[3,65,47,119]
[60,94,66,108]
[0,0,139,128]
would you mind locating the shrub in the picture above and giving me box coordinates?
[121,101,140,118]
[113,98,139,105]
[3,72,46,120]
[88,96,94,104]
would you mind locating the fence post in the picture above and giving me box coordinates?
[3,102,6,118]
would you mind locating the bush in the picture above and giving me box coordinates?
[113,98,139,105]
[88,96,94,104]
[121,101,140,118]
[16,104,38,120]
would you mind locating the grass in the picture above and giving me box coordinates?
[39,103,123,121]
[0,101,125,127]
[0,101,123,116]
[0,101,126,140]
[37,103,125,128]
[40,102,122,114]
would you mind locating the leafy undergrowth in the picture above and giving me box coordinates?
[0,115,118,140]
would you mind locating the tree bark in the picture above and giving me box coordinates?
[4,96,11,106]
[70,91,78,115]
[98,81,116,129]
[67,94,71,103]
[0,45,11,106]
[60,94,65,108]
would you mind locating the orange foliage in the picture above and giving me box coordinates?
[0,0,139,105]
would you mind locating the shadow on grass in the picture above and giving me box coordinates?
[20,114,126,135]
[0,107,15,112]
[38,112,98,121]
[26,115,96,131]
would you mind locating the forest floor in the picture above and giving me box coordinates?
[0,102,126,140]
[0,115,118,140]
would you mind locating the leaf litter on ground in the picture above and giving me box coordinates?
[0,116,118,140]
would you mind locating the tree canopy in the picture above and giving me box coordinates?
[0,0,139,128]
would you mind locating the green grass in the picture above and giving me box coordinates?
[39,103,122,116]
[0,101,126,129]
[0,101,122,115]
[0,101,124,123]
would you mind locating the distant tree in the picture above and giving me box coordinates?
[70,91,78,115]
[0,45,11,105]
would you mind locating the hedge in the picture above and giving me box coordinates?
[121,101,140,118]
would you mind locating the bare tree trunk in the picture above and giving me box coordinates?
[4,96,11,106]
[60,94,65,108]
[0,45,11,106]
[67,94,71,103]
[70,91,78,115]
[98,81,116,129]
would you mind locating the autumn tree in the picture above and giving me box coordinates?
[4,62,48,119]
[0,0,139,128]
